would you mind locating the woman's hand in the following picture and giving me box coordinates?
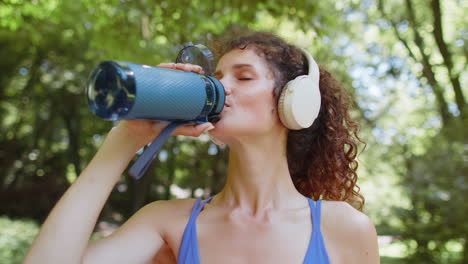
[111,63,213,152]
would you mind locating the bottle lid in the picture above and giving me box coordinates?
[176,42,215,75]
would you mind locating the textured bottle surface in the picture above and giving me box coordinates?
[87,61,225,122]
[125,62,207,121]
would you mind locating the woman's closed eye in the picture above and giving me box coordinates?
[237,73,254,81]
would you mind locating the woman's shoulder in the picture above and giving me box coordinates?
[129,198,200,236]
[321,200,373,228]
[127,198,197,227]
[321,200,379,262]
[142,198,199,218]
[321,200,376,238]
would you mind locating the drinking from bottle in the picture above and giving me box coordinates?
[85,43,224,180]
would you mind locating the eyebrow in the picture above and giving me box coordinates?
[214,63,254,76]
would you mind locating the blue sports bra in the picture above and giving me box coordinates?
[177,197,330,264]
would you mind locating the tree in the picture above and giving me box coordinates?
[352,0,467,262]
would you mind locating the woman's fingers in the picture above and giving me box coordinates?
[172,122,215,137]
[157,63,176,69]
[173,63,204,74]
[157,62,204,74]
[151,120,214,137]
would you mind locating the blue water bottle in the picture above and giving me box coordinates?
[86,43,224,179]
[86,63,224,123]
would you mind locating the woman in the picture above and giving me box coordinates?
[24,32,379,264]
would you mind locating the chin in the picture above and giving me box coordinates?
[211,126,265,143]
[212,112,277,136]
[208,121,231,139]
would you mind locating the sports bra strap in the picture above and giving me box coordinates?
[198,197,213,211]
[307,199,322,236]
[315,200,322,231]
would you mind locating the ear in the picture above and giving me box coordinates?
[271,98,278,114]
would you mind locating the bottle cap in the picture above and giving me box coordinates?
[176,42,215,75]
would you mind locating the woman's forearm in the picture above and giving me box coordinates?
[23,127,140,264]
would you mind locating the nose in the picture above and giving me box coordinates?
[220,77,232,95]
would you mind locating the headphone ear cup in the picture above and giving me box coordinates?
[277,75,320,130]
[277,84,289,128]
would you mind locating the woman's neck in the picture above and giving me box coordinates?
[213,131,305,215]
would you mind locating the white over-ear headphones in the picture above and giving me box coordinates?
[277,48,321,130]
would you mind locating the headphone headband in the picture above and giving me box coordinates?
[300,48,320,85]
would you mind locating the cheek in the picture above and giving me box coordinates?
[239,89,277,121]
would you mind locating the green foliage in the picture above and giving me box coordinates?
[0,216,39,264]
[0,0,59,31]
[390,121,466,263]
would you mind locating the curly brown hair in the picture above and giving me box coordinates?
[211,31,365,210]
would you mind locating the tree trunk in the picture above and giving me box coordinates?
[130,159,158,213]
[62,95,82,177]
[431,0,466,118]
[404,0,452,126]
[164,137,177,200]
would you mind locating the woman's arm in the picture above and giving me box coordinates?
[23,125,153,264]
[82,199,170,264]
[351,211,380,264]
[23,62,212,264]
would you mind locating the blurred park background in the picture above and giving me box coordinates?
[0,0,466,263]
